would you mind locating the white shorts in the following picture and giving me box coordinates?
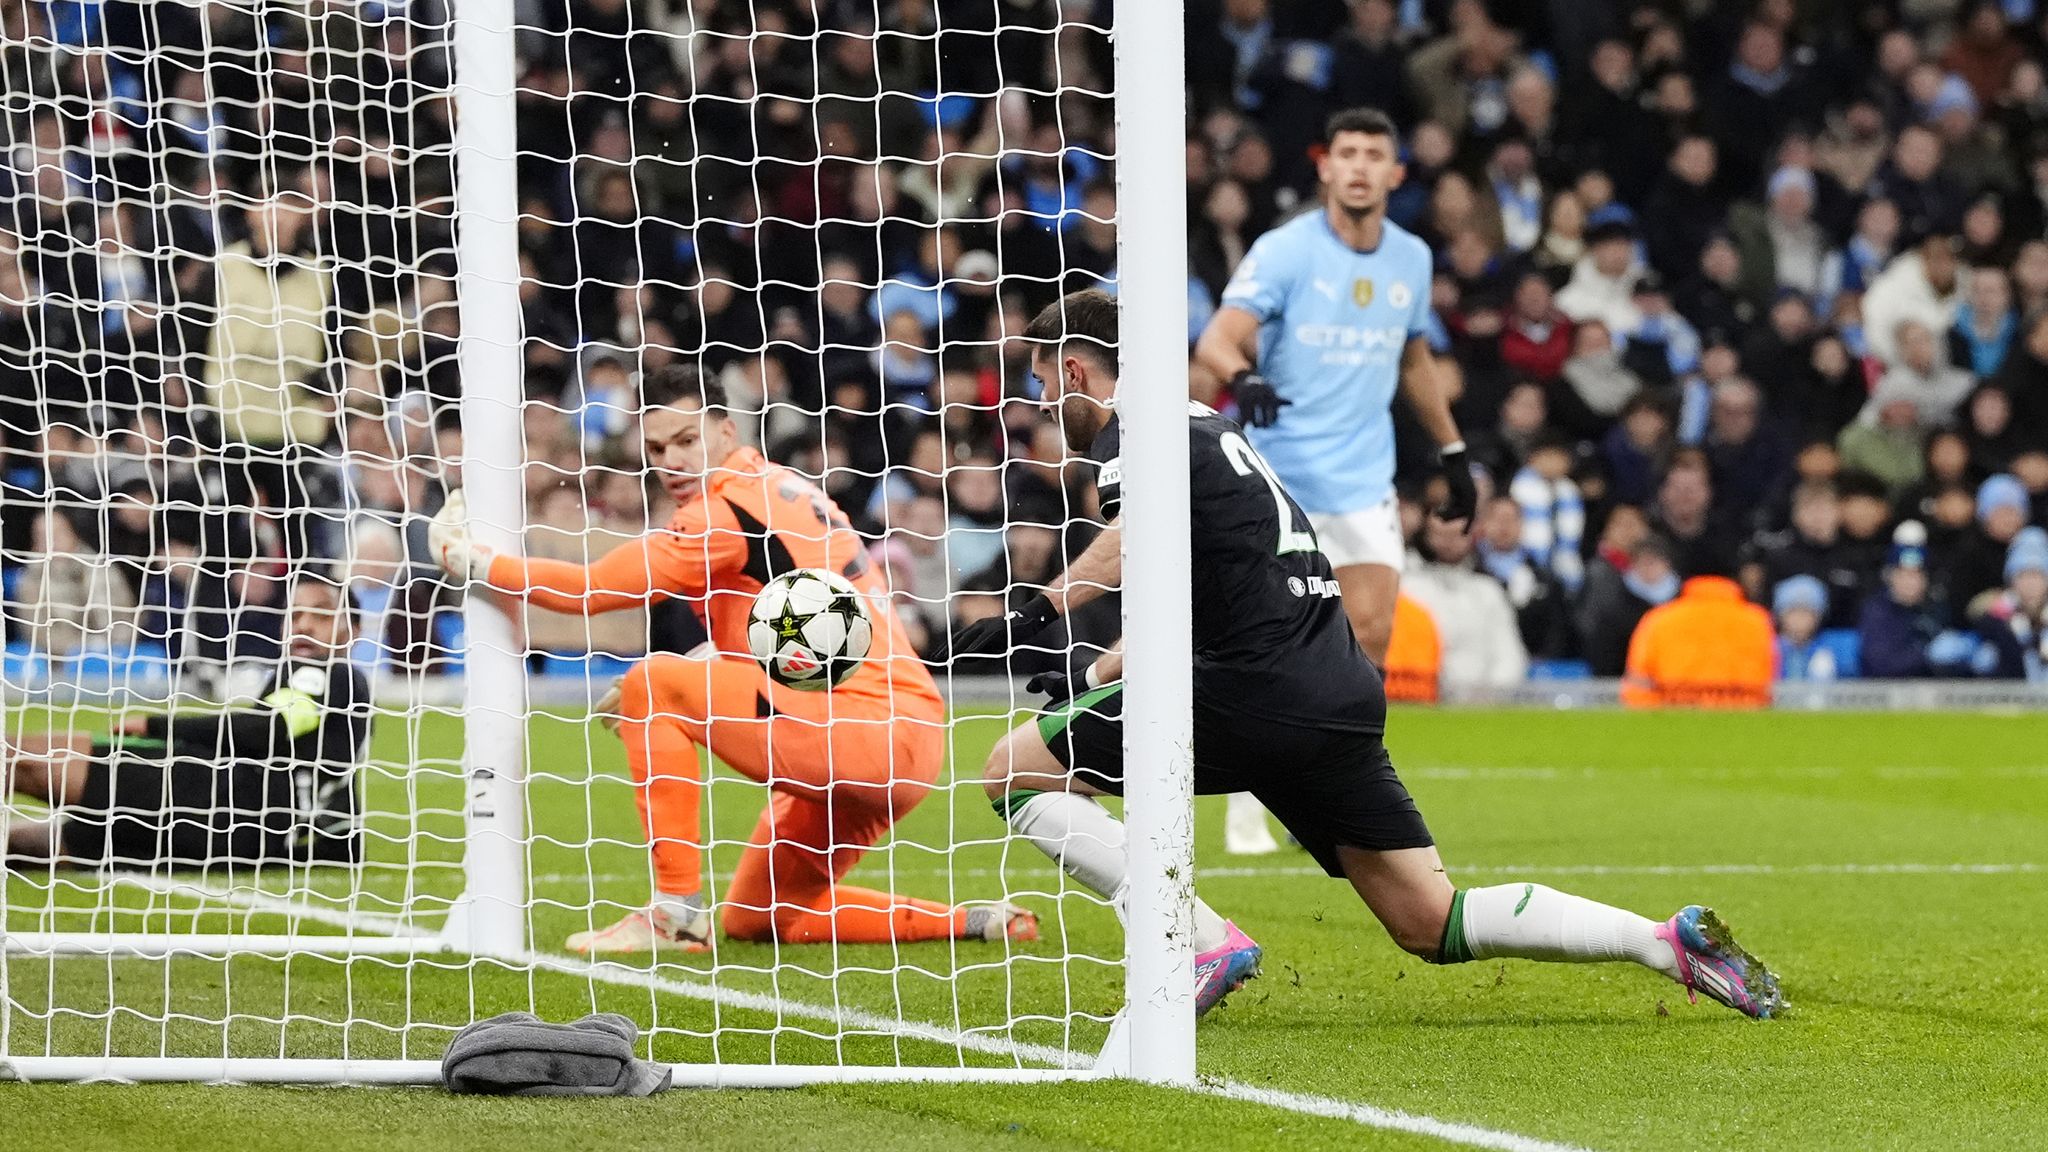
[1308,497,1406,573]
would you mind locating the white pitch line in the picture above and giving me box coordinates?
[103,876,1606,1151]
[524,860,2046,888]
[1202,1080,1597,1152]
[109,874,437,937]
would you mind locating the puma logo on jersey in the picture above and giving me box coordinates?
[1311,278,1339,300]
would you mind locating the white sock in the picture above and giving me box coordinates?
[1006,791,1231,952]
[1456,883,1679,979]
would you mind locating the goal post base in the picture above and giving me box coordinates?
[0,1056,1105,1088]
[1,932,452,958]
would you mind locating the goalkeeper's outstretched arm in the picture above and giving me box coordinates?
[428,488,705,616]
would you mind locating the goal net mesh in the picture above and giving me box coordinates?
[0,0,1127,1078]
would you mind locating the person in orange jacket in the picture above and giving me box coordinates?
[1383,594,1442,704]
[1621,573,1776,708]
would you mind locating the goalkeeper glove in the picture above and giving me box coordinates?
[1434,441,1478,529]
[1229,369,1291,429]
[428,489,497,582]
[1027,660,1106,705]
[952,592,1059,656]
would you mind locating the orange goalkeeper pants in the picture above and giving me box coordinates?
[612,653,963,944]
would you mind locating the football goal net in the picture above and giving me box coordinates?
[0,0,1193,1086]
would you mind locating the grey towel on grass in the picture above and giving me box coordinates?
[441,1011,672,1096]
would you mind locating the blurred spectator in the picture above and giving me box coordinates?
[1649,449,1740,579]
[1579,524,1678,678]
[201,179,337,560]
[1402,516,1528,688]
[1706,22,1817,195]
[1508,437,1584,595]
[1886,320,1978,426]
[1554,319,1639,440]
[1601,393,1672,508]
[1498,270,1572,383]
[1969,527,2048,680]
[1773,575,1860,682]
[1555,220,1643,333]
[1863,232,1967,367]
[1965,385,2026,474]
[1841,196,1901,296]
[1474,495,1573,659]
[1705,379,1793,519]
[8,510,136,655]
[1730,166,1842,308]
[1858,533,1950,678]
[1621,571,1775,709]
[1618,274,1701,388]
[1953,474,2034,608]
[1992,312,2048,435]
[1839,378,1932,498]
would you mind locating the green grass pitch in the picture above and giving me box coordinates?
[4,704,2044,1150]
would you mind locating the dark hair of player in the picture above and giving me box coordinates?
[641,363,730,415]
[1024,289,1118,373]
[290,564,358,623]
[1324,107,1399,152]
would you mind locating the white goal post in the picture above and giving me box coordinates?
[0,0,1191,1086]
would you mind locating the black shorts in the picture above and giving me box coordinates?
[1037,684,1433,877]
[60,751,297,867]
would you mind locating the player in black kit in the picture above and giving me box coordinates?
[2,573,370,867]
[957,290,1785,1020]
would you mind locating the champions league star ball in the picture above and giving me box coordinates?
[747,568,874,691]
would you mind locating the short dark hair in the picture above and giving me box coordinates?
[290,565,358,621]
[1325,107,1399,151]
[1023,290,1118,371]
[640,364,729,415]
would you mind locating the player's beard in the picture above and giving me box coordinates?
[1059,394,1106,452]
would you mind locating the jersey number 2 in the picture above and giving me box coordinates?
[1219,432,1319,556]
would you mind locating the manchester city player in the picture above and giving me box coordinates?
[1195,109,1474,855]
[1195,108,1475,666]
[961,289,1785,1021]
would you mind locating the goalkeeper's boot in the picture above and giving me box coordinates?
[1654,905,1786,1019]
[567,900,713,956]
[964,902,1039,943]
[1193,921,1262,1018]
[1224,793,1281,856]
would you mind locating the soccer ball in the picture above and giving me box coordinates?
[747,568,874,691]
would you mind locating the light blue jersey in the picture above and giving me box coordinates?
[1219,211,1434,515]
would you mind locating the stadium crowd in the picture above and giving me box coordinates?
[3,0,2048,690]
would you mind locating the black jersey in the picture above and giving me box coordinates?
[1090,403,1386,733]
[124,659,372,861]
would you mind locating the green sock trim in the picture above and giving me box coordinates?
[993,788,1048,822]
[1436,889,1473,965]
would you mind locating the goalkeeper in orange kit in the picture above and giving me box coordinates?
[430,365,1036,954]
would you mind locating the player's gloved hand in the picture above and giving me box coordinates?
[1434,441,1479,530]
[428,489,497,581]
[952,593,1059,656]
[1229,369,1291,429]
[1025,670,1077,704]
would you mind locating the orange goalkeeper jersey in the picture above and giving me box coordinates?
[489,447,941,717]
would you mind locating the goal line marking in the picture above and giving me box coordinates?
[523,860,2046,887]
[95,874,1603,1151]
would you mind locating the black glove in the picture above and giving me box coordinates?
[1435,442,1478,528]
[1025,670,1079,704]
[952,593,1060,656]
[1230,369,1291,429]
